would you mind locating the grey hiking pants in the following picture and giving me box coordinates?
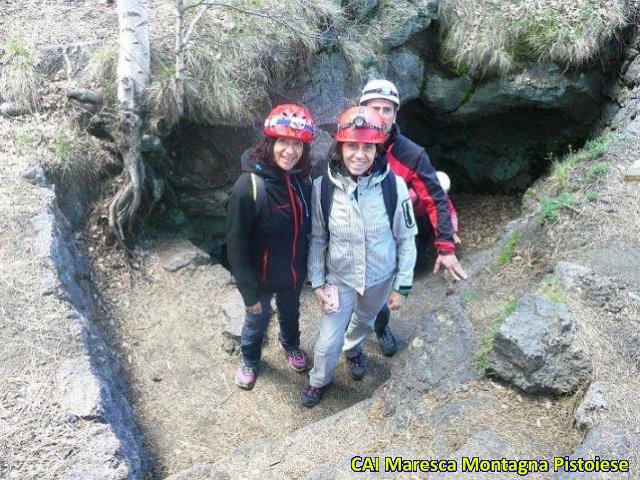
[308,276,394,388]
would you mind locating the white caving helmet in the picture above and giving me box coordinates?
[359,79,400,107]
[436,171,451,193]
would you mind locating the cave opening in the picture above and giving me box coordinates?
[397,98,602,195]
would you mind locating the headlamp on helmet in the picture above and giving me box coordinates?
[335,106,387,144]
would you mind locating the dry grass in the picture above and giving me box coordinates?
[439,0,629,77]
[0,39,42,111]
[339,20,385,77]
[80,46,118,107]
[141,0,342,127]
[41,121,118,196]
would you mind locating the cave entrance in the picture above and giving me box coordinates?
[397,99,600,194]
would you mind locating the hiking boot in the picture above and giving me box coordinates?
[235,362,257,390]
[300,383,329,408]
[346,351,367,380]
[284,346,309,372]
[376,325,397,357]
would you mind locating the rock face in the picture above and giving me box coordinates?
[487,293,592,395]
[403,63,605,190]
[157,0,620,225]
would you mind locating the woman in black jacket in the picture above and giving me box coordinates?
[226,104,316,390]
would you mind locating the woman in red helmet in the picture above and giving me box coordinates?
[300,106,417,407]
[226,104,316,390]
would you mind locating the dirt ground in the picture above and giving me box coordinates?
[82,193,522,477]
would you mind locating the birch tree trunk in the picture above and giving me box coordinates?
[109,0,150,243]
[175,0,185,118]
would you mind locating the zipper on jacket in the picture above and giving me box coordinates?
[285,175,299,289]
[261,248,269,283]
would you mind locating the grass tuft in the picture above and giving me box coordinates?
[497,230,522,266]
[80,46,119,107]
[539,276,568,304]
[584,189,598,202]
[0,40,42,111]
[476,298,518,371]
[461,290,479,306]
[587,162,609,180]
[439,0,629,77]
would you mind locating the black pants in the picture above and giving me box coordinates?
[240,287,302,367]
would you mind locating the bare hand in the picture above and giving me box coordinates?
[314,288,333,313]
[245,301,262,315]
[433,254,468,281]
[387,291,405,311]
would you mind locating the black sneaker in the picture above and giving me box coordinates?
[346,351,367,380]
[376,325,397,357]
[300,383,329,408]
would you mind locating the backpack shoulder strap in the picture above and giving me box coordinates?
[320,174,334,232]
[381,169,398,230]
[250,173,265,219]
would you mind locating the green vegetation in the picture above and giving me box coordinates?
[584,189,598,202]
[53,133,75,172]
[550,151,580,189]
[13,132,33,153]
[0,40,42,111]
[587,162,609,180]
[539,276,568,304]
[476,299,518,372]
[461,290,478,306]
[539,193,576,225]
[583,136,610,158]
[439,0,628,77]
[615,132,634,143]
[539,131,616,224]
[497,230,522,266]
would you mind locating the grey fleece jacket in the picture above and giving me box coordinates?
[307,163,418,295]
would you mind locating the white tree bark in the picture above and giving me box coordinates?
[117,0,150,110]
[110,0,151,242]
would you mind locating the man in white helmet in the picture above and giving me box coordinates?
[359,79,467,356]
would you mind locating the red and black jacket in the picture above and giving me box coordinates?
[226,150,311,307]
[385,124,456,255]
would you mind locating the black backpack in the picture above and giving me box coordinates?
[320,170,398,231]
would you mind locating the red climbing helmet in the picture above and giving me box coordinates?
[263,104,316,144]
[335,106,387,144]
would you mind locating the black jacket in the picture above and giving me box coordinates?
[385,124,456,254]
[226,149,312,306]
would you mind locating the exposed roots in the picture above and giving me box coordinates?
[108,111,144,249]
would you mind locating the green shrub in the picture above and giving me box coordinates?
[497,230,522,266]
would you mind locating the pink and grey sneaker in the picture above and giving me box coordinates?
[284,347,309,372]
[235,362,257,389]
